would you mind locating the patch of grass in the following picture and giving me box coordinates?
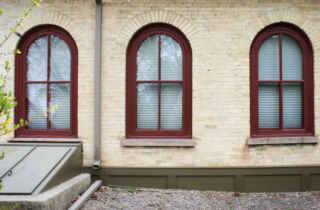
[124,189,134,194]
[215,202,219,205]
[228,204,235,209]
[115,206,125,210]
[114,186,122,190]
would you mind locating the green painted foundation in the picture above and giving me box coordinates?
[82,166,320,192]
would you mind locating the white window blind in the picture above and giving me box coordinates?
[282,34,302,80]
[161,83,182,129]
[283,83,302,128]
[50,83,70,129]
[137,83,158,129]
[258,83,279,128]
[258,35,279,80]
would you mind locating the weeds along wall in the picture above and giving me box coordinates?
[1,0,320,167]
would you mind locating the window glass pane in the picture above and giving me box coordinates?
[50,35,71,81]
[282,34,303,80]
[50,83,70,129]
[283,83,302,128]
[137,83,158,129]
[259,83,279,128]
[137,35,158,81]
[161,35,182,81]
[161,83,182,130]
[27,36,48,81]
[258,35,280,80]
[26,84,47,129]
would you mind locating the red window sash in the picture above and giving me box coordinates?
[15,25,78,138]
[126,24,192,139]
[250,23,314,138]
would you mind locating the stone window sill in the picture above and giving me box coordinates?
[121,139,195,147]
[247,136,319,145]
[9,138,80,143]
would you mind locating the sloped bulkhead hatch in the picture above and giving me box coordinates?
[0,142,81,195]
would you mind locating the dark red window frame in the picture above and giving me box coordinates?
[126,24,192,139]
[15,25,78,138]
[250,23,314,138]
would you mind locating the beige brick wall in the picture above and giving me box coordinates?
[1,0,320,167]
[0,0,96,155]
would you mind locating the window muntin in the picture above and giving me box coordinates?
[126,24,192,139]
[136,34,183,131]
[258,33,303,129]
[15,25,77,138]
[26,35,71,130]
[250,23,314,138]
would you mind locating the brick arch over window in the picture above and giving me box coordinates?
[6,12,90,51]
[15,25,78,138]
[126,23,192,139]
[116,10,200,53]
[250,23,314,138]
[238,9,320,51]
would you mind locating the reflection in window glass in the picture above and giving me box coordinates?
[27,36,48,81]
[50,35,71,81]
[27,84,47,129]
[161,35,182,81]
[137,35,159,81]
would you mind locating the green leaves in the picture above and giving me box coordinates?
[31,0,40,6]
[0,0,42,50]
[1,203,19,210]
[0,151,4,160]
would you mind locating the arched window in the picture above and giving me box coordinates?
[126,24,192,139]
[250,23,314,138]
[15,25,78,138]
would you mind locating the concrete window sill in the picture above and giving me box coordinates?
[122,139,195,147]
[247,136,319,145]
[9,138,80,143]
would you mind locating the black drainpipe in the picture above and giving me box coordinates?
[93,0,102,169]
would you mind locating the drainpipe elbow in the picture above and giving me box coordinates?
[93,160,100,170]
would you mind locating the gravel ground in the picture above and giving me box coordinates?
[79,186,320,210]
